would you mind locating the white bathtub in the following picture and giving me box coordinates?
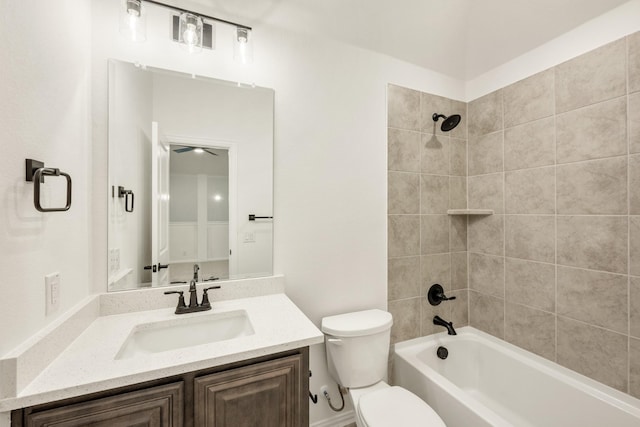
[393,327,640,427]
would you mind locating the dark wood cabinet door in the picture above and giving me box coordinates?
[194,354,304,427]
[24,382,184,427]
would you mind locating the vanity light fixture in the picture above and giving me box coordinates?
[118,0,253,62]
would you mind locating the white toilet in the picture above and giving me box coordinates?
[321,309,446,427]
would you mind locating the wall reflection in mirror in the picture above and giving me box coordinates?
[108,60,273,291]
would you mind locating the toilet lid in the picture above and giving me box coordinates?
[358,387,446,427]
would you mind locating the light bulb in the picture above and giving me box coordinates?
[179,13,203,53]
[120,0,146,42]
[128,15,140,40]
[234,27,253,64]
[193,148,204,154]
[184,24,197,45]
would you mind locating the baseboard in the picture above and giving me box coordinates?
[310,410,356,427]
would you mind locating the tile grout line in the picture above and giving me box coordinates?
[469,153,631,178]
[418,93,424,338]
[466,100,471,328]
[554,92,628,118]
[501,90,507,340]
[553,64,559,364]
[468,251,632,277]
[556,314,631,338]
[627,34,631,394]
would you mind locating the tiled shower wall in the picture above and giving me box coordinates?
[387,85,469,345]
[466,32,640,397]
[387,31,640,398]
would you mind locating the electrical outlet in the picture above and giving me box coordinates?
[45,272,60,315]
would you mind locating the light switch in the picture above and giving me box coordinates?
[45,272,60,315]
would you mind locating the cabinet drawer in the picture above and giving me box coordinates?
[24,382,184,427]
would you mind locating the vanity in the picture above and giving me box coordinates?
[1,277,324,426]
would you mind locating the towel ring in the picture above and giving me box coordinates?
[32,168,72,212]
[118,186,135,213]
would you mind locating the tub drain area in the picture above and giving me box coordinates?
[437,346,448,359]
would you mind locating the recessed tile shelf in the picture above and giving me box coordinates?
[447,209,494,215]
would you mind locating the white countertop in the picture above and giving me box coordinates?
[0,293,323,411]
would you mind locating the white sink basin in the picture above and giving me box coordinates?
[115,310,254,359]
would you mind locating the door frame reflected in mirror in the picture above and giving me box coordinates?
[162,135,238,287]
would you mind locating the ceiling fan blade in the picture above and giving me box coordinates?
[173,146,194,153]
[205,149,219,156]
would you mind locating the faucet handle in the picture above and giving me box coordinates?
[427,284,456,306]
[164,290,187,313]
[201,286,221,307]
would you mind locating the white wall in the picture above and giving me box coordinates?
[466,0,640,100]
[169,173,198,222]
[0,1,92,357]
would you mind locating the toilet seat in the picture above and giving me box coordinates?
[357,386,446,427]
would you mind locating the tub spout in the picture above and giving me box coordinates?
[433,315,457,335]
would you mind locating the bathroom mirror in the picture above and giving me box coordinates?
[107,59,274,291]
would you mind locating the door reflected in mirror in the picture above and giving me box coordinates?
[108,60,273,291]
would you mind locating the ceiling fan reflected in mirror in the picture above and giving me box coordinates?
[172,145,219,156]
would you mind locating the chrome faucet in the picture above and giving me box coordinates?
[193,263,200,282]
[433,315,457,335]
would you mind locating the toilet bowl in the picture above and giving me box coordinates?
[350,381,445,427]
[321,310,445,427]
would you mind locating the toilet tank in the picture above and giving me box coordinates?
[321,309,393,388]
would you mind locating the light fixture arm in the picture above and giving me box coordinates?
[142,0,252,31]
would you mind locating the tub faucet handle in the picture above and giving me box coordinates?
[428,283,456,306]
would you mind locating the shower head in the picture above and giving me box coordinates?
[432,113,461,132]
